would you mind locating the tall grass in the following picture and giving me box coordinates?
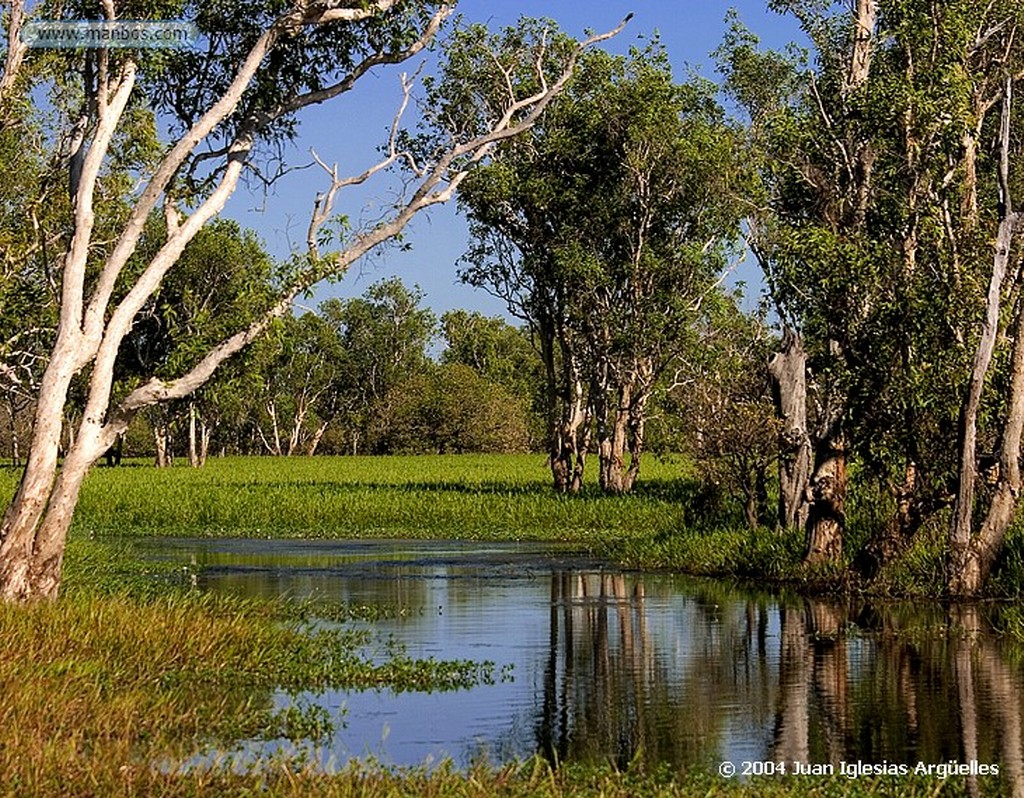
[11,455,698,547]
[0,581,496,797]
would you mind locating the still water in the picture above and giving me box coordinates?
[143,538,1024,784]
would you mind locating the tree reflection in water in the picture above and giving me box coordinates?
[177,539,1024,791]
[533,571,1024,797]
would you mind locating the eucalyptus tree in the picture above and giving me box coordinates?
[440,310,541,403]
[373,363,531,454]
[245,311,342,457]
[0,1,629,602]
[943,5,1024,595]
[458,41,747,494]
[719,0,882,564]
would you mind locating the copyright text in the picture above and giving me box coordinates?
[717,760,999,779]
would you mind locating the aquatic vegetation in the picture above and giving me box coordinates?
[0,579,496,797]
[0,458,1016,795]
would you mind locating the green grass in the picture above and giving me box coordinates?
[57,455,695,543]
[11,453,1024,594]
[47,453,830,583]
[0,536,506,798]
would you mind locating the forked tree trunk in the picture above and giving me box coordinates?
[768,328,811,531]
[0,362,118,600]
[286,395,309,456]
[188,404,210,468]
[597,380,647,495]
[598,385,631,495]
[624,393,647,492]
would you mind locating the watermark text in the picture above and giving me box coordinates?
[21,20,199,50]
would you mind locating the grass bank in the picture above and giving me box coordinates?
[6,453,1024,593]
[4,454,814,580]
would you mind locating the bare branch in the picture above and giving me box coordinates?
[306,70,421,258]
[302,0,400,25]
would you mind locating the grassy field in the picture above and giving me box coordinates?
[1,454,812,580]
[68,454,693,540]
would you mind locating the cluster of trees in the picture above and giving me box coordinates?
[3,0,1024,600]
[717,0,1024,593]
[453,0,1024,596]
[126,269,537,461]
[457,39,752,495]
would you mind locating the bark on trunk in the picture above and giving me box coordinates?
[805,423,846,565]
[744,490,760,532]
[154,421,171,468]
[286,396,309,456]
[0,415,111,601]
[307,420,329,456]
[598,382,632,495]
[950,297,1024,595]
[548,338,588,494]
[198,421,210,467]
[188,401,200,468]
[847,0,877,92]
[624,394,646,492]
[596,365,648,495]
[768,328,811,531]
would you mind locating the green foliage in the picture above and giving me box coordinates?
[119,218,276,381]
[455,34,751,489]
[318,278,436,453]
[658,296,779,528]
[723,0,1024,510]
[441,310,543,403]
[372,363,532,455]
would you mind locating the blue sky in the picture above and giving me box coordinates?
[221,2,804,319]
